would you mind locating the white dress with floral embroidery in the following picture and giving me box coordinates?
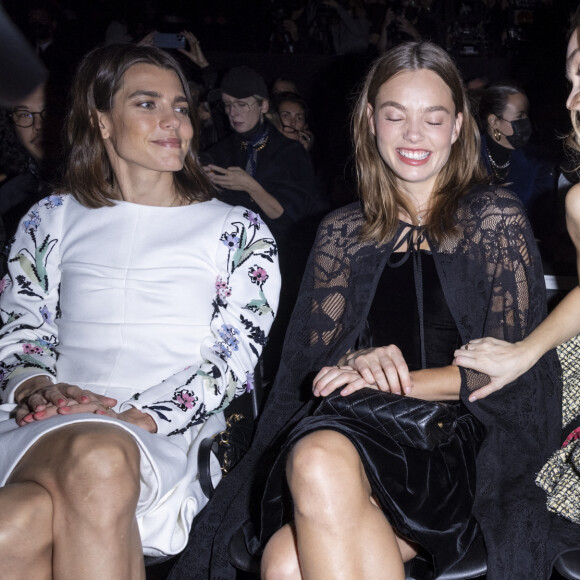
[0,194,280,557]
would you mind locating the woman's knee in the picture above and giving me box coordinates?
[0,482,53,555]
[11,423,141,505]
[261,525,301,580]
[287,430,368,511]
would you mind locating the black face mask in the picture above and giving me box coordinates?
[505,118,532,149]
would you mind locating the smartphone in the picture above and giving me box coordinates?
[154,32,186,50]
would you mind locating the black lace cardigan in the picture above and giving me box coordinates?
[170,185,578,580]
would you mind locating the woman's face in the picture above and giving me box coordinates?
[12,84,46,161]
[222,93,268,134]
[97,64,193,179]
[487,92,529,150]
[278,100,307,138]
[567,30,580,112]
[367,69,462,197]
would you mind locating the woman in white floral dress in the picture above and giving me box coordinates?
[0,44,280,580]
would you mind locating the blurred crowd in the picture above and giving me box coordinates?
[1,0,579,289]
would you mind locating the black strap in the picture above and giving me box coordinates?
[198,437,218,500]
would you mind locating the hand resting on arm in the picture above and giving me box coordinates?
[313,345,460,401]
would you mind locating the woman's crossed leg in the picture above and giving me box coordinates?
[0,422,144,580]
[262,430,418,580]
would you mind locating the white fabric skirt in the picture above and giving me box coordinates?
[0,405,224,557]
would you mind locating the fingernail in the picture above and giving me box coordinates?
[405,387,411,394]
[80,396,89,403]
[469,395,477,402]
[57,398,66,406]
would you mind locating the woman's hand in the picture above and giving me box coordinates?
[204,165,256,192]
[296,129,314,151]
[453,337,537,401]
[313,365,373,397]
[336,345,413,395]
[15,380,117,426]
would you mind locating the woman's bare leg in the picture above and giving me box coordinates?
[0,481,53,580]
[261,523,301,579]
[286,430,407,580]
[7,422,145,580]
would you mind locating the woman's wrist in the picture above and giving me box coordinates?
[516,336,544,372]
[14,375,54,405]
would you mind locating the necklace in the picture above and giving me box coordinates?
[486,147,511,182]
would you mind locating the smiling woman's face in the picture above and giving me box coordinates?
[367,68,462,197]
[97,63,193,179]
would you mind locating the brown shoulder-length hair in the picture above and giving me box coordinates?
[352,41,487,244]
[59,43,213,208]
[567,7,580,158]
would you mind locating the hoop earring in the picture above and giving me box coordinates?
[494,128,502,141]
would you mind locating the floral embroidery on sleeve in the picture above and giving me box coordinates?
[0,197,64,399]
[126,207,280,436]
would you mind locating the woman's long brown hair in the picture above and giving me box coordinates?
[59,43,213,208]
[352,42,487,244]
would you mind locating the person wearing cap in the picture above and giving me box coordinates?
[203,65,321,382]
[203,65,318,246]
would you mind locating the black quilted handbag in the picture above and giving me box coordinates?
[314,387,456,451]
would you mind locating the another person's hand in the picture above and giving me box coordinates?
[15,381,117,426]
[296,129,314,150]
[178,30,209,68]
[383,7,395,28]
[204,165,256,192]
[137,31,155,46]
[453,337,534,401]
[337,345,413,395]
[282,19,299,42]
[397,16,421,41]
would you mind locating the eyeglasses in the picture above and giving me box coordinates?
[11,109,47,128]
[282,124,298,135]
[219,99,258,114]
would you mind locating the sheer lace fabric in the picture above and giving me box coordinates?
[170,186,571,580]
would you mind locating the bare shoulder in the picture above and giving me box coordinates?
[566,183,580,222]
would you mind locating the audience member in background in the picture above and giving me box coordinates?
[23,2,83,85]
[476,82,555,241]
[203,65,320,381]
[0,83,62,257]
[203,66,318,247]
[321,0,370,55]
[270,77,299,97]
[377,0,444,53]
[272,91,314,152]
[268,1,309,54]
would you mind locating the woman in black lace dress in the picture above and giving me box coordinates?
[255,42,563,580]
[169,41,570,580]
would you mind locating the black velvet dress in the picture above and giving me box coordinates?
[260,247,486,575]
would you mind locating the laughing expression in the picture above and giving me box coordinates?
[368,69,462,198]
